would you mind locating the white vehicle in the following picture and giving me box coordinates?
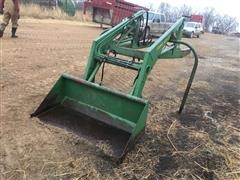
[183,22,203,38]
[143,11,172,37]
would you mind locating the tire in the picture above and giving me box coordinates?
[145,27,150,38]
[189,32,194,38]
[197,34,200,38]
[142,27,150,41]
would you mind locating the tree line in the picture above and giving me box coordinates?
[147,2,239,33]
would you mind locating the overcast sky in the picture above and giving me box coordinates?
[127,0,240,21]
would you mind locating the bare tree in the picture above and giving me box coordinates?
[157,3,192,23]
[158,2,170,12]
[168,4,192,22]
[158,2,172,21]
[202,7,216,31]
[150,2,239,33]
[178,4,192,17]
[214,14,239,33]
[146,2,154,11]
[169,7,181,22]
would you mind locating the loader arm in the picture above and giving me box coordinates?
[82,10,198,109]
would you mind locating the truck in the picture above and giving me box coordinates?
[183,14,204,36]
[83,0,147,27]
[183,22,203,38]
[143,11,173,37]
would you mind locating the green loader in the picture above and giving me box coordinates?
[31,10,198,161]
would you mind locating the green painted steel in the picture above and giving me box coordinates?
[32,74,148,132]
[32,10,198,160]
[60,0,76,16]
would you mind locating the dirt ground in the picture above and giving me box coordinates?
[0,18,239,180]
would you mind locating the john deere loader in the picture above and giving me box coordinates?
[31,10,198,161]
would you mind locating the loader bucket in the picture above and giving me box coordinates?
[31,74,148,160]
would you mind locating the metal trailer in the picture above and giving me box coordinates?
[190,15,204,24]
[184,15,204,24]
[83,0,147,26]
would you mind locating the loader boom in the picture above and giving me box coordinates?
[82,10,197,101]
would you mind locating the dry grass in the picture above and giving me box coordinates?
[20,4,91,21]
